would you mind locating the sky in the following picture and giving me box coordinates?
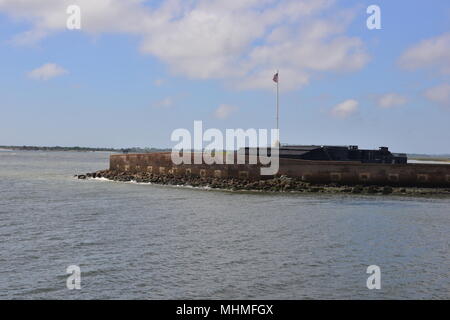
[0,0,449,154]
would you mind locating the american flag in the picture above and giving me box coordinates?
[273,72,278,83]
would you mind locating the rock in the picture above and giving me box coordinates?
[367,186,378,194]
[73,170,450,196]
[382,186,393,194]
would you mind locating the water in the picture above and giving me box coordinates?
[0,150,448,299]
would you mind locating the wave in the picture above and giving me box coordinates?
[85,176,220,191]
[91,177,111,182]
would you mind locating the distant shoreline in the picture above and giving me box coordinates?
[0,145,170,153]
[408,157,450,163]
[0,145,449,160]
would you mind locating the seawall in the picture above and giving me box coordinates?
[109,152,450,188]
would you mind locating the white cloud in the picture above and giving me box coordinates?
[377,93,407,108]
[424,83,450,107]
[27,63,68,80]
[152,97,173,108]
[330,99,358,118]
[214,104,237,119]
[398,32,450,74]
[1,0,370,91]
[153,79,164,86]
[12,29,49,46]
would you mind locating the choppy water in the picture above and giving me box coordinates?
[0,150,448,299]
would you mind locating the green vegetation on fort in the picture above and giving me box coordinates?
[0,145,171,153]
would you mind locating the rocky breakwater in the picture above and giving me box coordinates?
[76,170,450,196]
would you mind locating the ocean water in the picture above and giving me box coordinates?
[0,150,448,299]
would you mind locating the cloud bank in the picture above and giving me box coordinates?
[0,0,369,91]
[27,63,68,80]
[330,99,358,118]
[424,83,450,107]
[398,32,450,75]
[377,93,407,108]
[214,104,238,119]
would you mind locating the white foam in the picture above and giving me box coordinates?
[91,177,111,181]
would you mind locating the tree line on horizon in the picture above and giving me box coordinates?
[0,145,449,159]
[0,145,171,153]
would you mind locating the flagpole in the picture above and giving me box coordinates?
[276,69,279,147]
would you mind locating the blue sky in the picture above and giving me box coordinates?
[0,0,449,153]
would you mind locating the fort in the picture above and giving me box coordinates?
[78,145,450,195]
[106,150,450,187]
